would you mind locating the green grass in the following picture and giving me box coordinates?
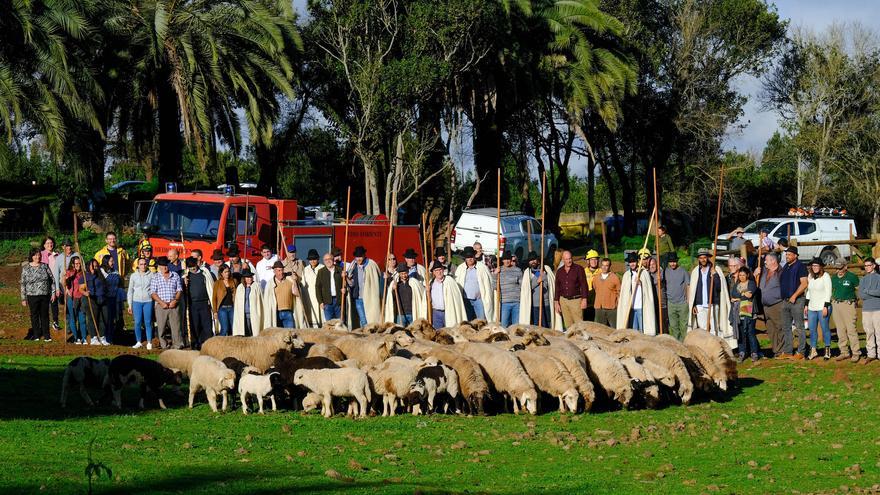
[1,354,878,494]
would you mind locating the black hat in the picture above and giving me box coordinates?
[808,257,824,267]
[430,261,445,272]
[211,249,224,261]
[241,268,254,278]
[396,262,409,273]
[272,260,285,269]
[226,245,240,257]
[462,246,476,258]
[403,248,418,259]
[185,256,198,268]
[61,238,73,247]
[667,252,679,262]
[307,249,319,261]
[156,256,170,267]
[500,250,512,261]
[434,246,446,257]
[353,246,366,257]
[625,252,638,263]
[332,247,342,257]
[527,251,539,261]
[785,246,799,256]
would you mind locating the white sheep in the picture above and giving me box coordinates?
[532,338,596,411]
[619,339,694,405]
[514,349,579,413]
[405,362,461,415]
[306,343,346,361]
[293,367,372,418]
[157,349,201,377]
[578,341,635,408]
[330,334,401,366]
[425,347,491,415]
[200,333,305,372]
[653,334,721,392]
[684,329,738,383]
[618,356,661,409]
[455,342,538,415]
[189,356,237,412]
[365,361,420,416]
[239,370,283,414]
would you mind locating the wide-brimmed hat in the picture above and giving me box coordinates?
[527,251,539,262]
[434,246,446,257]
[211,249,224,261]
[625,252,639,263]
[307,249,320,261]
[403,248,418,259]
[156,256,170,267]
[272,260,285,269]
[430,261,445,272]
[353,246,366,257]
[667,252,679,262]
[396,262,409,273]
[185,256,198,268]
[462,246,476,258]
[808,257,824,267]
[500,251,512,261]
[241,268,254,278]
[332,247,342,257]
[697,248,711,257]
[226,246,240,257]
[785,246,799,256]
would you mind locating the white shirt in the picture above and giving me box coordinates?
[327,267,337,297]
[699,266,710,308]
[255,255,279,290]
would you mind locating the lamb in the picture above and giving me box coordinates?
[200,332,305,372]
[239,370,285,414]
[424,347,491,415]
[513,349,579,413]
[653,334,720,392]
[565,320,616,338]
[60,357,111,408]
[306,343,346,362]
[406,318,437,341]
[105,355,183,410]
[221,357,254,405]
[188,356,237,412]
[455,342,538,415]
[331,334,401,366]
[684,329,738,382]
[577,341,635,408]
[404,363,461,415]
[293,367,372,418]
[157,350,201,377]
[619,339,694,405]
[618,356,662,409]
[531,338,596,411]
[365,361,420,416]
[272,349,339,407]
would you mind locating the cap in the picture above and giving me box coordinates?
[586,249,600,260]
[353,246,366,257]
[185,256,198,268]
[808,257,824,267]
[241,268,254,278]
[667,252,679,262]
[403,248,418,259]
[61,238,73,247]
[430,261,445,271]
[834,259,847,269]
[156,256,170,267]
[396,262,409,273]
[434,246,446,257]
[527,250,539,261]
[638,248,651,259]
[785,246,799,256]
[462,246,476,258]
[625,252,638,263]
[500,251,512,261]
[226,246,240,257]
[272,260,285,269]
[307,249,320,261]
[287,244,296,253]
[697,248,711,257]
[211,249,224,261]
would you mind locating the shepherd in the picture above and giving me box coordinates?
[429,261,467,329]
[262,260,304,329]
[518,251,562,329]
[233,269,264,336]
[617,252,657,334]
[454,246,496,322]
[300,249,323,328]
[687,248,735,347]
[383,263,428,325]
[344,246,382,329]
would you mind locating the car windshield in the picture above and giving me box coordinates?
[743,220,779,235]
[145,200,223,239]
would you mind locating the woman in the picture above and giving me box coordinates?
[40,236,61,331]
[100,255,121,344]
[805,257,832,360]
[64,257,88,344]
[83,259,108,345]
[127,257,155,349]
[20,247,54,342]
[212,264,238,336]
[730,267,760,362]
[232,269,263,336]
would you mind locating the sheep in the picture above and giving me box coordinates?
[307,343,346,362]
[301,391,322,412]
[239,370,285,414]
[365,361,421,416]
[576,341,635,408]
[157,349,201,377]
[424,347,491,415]
[188,356,236,412]
[531,338,597,411]
[331,334,400,367]
[293,367,372,418]
[60,357,111,408]
[200,333,305,372]
[105,355,183,410]
[404,363,461,415]
[455,342,538,415]
[566,320,616,338]
[684,329,738,382]
[272,349,339,407]
[321,318,349,332]
[466,322,508,342]
[619,339,694,405]
[407,319,437,341]
[619,356,662,409]
[653,334,721,393]
[513,349,579,413]
[334,358,362,369]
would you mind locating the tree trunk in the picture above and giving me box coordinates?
[597,147,618,219]
[157,74,182,187]
[587,151,596,233]
[255,142,277,196]
[608,137,635,235]
[472,109,505,207]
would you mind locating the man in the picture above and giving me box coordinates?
[592,258,620,328]
[727,227,747,252]
[757,253,785,358]
[150,256,183,349]
[403,248,426,281]
[382,253,398,295]
[617,252,657,334]
[233,269,263,336]
[687,248,734,345]
[255,244,279,290]
[429,261,467,328]
[166,248,187,346]
[496,251,521,327]
[282,244,305,279]
[454,246,495,321]
[209,249,225,279]
[167,248,184,275]
[758,228,776,252]
[315,252,343,322]
[831,260,860,362]
[263,260,301,329]
[345,246,382,328]
[434,246,455,276]
[473,242,484,264]
[554,250,588,329]
[657,225,675,267]
[383,263,427,325]
[55,239,81,340]
[859,258,880,364]
[662,253,689,341]
[183,256,213,350]
[300,249,323,328]
[584,250,601,321]
[94,232,130,279]
[332,248,343,267]
[132,240,157,273]
[225,246,255,279]
[519,251,560,329]
[779,246,808,359]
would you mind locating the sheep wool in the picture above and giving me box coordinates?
[514,349,579,413]
[293,367,372,418]
[455,342,538,415]
[189,356,237,412]
[157,349,201,377]
[200,333,304,373]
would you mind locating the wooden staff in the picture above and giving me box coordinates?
[380,218,394,318]
[495,168,501,323]
[340,186,351,323]
[72,208,80,254]
[600,219,608,259]
[422,212,432,325]
[652,168,664,335]
[244,192,250,259]
[446,216,452,262]
[179,229,193,345]
[429,217,435,264]
[538,171,547,327]
[707,164,725,336]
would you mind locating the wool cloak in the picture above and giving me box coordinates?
[344,258,383,328]
[617,268,657,335]
[232,283,264,336]
[518,266,563,330]
[454,262,497,322]
[687,265,736,347]
[382,276,428,323]
[432,277,468,328]
[300,263,323,328]
[262,276,305,329]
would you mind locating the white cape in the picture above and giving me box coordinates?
[518,266,563,330]
[431,277,468,328]
[262,276,305,329]
[382,276,428,323]
[617,268,657,335]
[344,258,383,328]
[687,265,736,348]
[233,283,264,336]
[454,262,497,322]
[300,263,323,328]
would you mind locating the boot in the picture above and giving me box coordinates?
[835,353,851,362]
[823,347,831,360]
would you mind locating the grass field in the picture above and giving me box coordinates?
[2,349,879,494]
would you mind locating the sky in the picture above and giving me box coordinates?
[721,0,880,155]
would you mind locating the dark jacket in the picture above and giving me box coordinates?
[314,266,343,305]
[85,272,107,304]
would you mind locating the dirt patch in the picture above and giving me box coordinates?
[0,338,158,358]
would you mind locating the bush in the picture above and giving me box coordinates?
[0,231,140,263]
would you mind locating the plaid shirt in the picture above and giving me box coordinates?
[150,271,182,303]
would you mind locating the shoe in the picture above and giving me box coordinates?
[792,353,804,360]
[850,355,861,363]
[74,340,82,345]
[99,337,109,346]
[132,342,143,349]
[52,322,61,331]
[750,353,760,362]
[44,338,52,342]
[835,354,851,362]
[863,357,877,365]
[146,343,153,350]
[737,354,746,363]
[808,348,818,360]
[823,348,831,360]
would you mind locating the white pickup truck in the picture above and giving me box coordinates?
[715,215,857,265]
[451,208,558,261]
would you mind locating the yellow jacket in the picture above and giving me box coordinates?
[94,246,130,279]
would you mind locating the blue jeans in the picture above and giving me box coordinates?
[323,297,341,321]
[277,310,294,328]
[67,296,87,341]
[396,314,414,326]
[354,299,367,326]
[500,302,520,327]
[432,309,446,328]
[808,307,832,348]
[738,316,760,357]
[531,306,549,328]
[217,306,234,336]
[132,301,154,343]
[465,298,485,321]
[631,309,643,332]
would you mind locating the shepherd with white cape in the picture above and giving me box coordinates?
[429,262,468,328]
[518,252,563,330]
[687,249,736,348]
[344,246,383,329]
[616,253,657,335]
[382,264,428,325]
[299,249,323,328]
[233,269,264,336]
[262,261,306,329]
[454,246,497,322]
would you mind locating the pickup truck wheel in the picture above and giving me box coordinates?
[820,247,841,266]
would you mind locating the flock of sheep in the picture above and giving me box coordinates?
[60,319,738,417]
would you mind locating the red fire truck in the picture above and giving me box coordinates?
[139,189,425,264]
